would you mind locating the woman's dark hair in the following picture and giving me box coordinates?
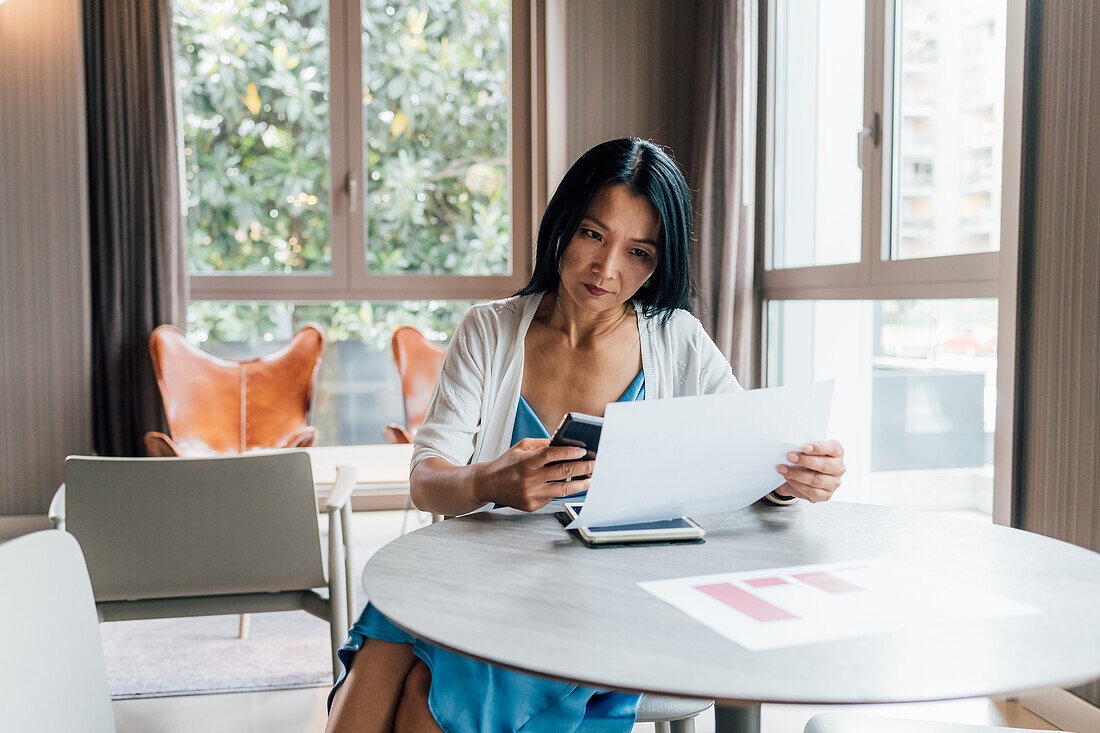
[516,138,694,323]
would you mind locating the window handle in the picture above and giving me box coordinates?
[857,112,881,171]
[346,172,359,213]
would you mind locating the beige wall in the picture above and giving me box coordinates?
[0,0,92,515]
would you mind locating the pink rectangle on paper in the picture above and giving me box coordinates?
[745,577,788,588]
[694,583,798,622]
[791,571,865,594]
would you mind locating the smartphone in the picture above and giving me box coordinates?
[549,412,603,457]
[561,502,705,544]
[545,412,601,494]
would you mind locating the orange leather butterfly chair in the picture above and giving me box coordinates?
[382,326,446,445]
[144,324,325,457]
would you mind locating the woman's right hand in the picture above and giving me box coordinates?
[477,438,594,512]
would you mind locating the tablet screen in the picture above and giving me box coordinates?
[564,503,695,532]
[588,517,697,532]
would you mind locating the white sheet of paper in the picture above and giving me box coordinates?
[566,381,834,528]
[639,558,1040,650]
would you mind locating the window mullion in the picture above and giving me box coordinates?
[343,0,368,295]
[326,0,350,293]
[864,0,888,287]
[332,0,362,294]
[761,0,779,273]
[510,0,534,282]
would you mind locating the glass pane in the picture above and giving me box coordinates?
[175,0,331,273]
[891,0,1007,259]
[766,299,998,520]
[362,0,511,275]
[186,300,473,445]
[771,0,865,269]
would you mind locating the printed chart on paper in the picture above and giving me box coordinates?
[638,558,1039,650]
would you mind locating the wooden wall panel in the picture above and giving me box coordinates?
[1016,0,1100,706]
[558,0,700,181]
[0,0,92,515]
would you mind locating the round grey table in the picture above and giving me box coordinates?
[363,501,1100,732]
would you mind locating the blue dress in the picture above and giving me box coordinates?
[329,371,646,733]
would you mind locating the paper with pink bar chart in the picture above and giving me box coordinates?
[638,558,1038,650]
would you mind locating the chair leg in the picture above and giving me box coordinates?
[340,502,355,623]
[238,613,250,639]
[654,723,672,733]
[400,494,413,536]
[327,506,350,682]
[670,716,696,733]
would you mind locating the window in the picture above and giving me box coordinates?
[176,0,333,275]
[767,299,997,512]
[361,0,512,277]
[761,0,1021,520]
[770,0,865,269]
[174,0,532,444]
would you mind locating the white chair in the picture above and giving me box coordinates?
[49,451,357,679]
[0,530,116,732]
[805,712,1056,733]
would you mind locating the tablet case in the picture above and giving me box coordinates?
[554,512,706,549]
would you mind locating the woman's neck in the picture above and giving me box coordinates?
[537,289,634,349]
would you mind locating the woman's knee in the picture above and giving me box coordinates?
[402,660,432,699]
[326,641,418,733]
[395,661,441,732]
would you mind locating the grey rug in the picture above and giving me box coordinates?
[101,545,376,699]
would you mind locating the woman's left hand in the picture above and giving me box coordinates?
[776,440,845,503]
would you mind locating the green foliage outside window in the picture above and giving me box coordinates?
[363,0,510,275]
[187,299,473,351]
[176,0,332,273]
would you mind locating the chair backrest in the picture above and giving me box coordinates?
[63,453,326,601]
[149,324,325,454]
[0,531,115,732]
[391,326,446,434]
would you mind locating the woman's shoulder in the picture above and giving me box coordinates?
[464,294,528,320]
[638,306,707,340]
[461,294,533,331]
[453,294,538,349]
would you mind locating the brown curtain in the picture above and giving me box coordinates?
[85,0,187,456]
[689,0,756,387]
[1014,0,1100,707]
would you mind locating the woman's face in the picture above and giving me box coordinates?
[557,184,661,314]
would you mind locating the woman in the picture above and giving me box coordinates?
[327,138,846,732]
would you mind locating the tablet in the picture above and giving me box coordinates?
[561,502,705,544]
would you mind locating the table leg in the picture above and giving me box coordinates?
[714,702,761,733]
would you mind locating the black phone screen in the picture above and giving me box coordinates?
[550,414,602,455]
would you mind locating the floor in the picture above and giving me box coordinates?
[106,508,1069,732]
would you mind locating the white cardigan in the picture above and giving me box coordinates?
[411,292,793,505]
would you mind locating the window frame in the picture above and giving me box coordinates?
[754,0,1026,523]
[185,0,537,303]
